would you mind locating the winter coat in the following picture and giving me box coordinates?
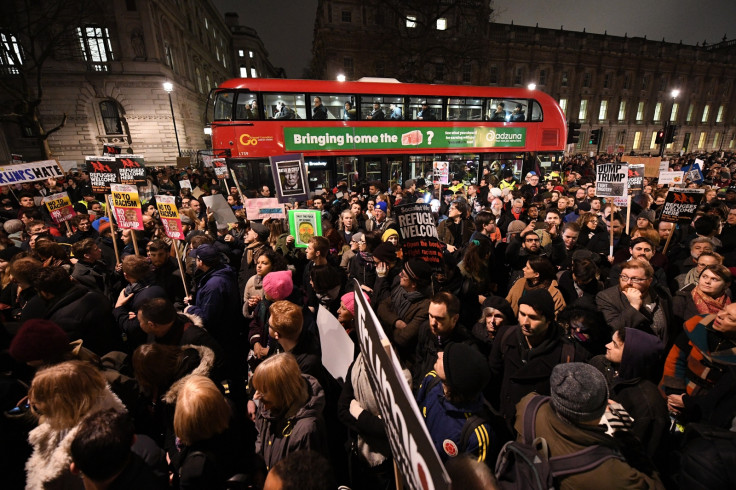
[70,260,108,295]
[255,374,327,470]
[186,265,242,348]
[412,322,476,391]
[150,257,186,304]
[377,287,429,366]
[436,218,474,248]
[348,252,377,291]
[514,394,664,490]
[505,278,566,319]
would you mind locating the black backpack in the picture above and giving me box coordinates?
[494,395,624,490]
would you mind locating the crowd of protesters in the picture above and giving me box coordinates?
[1,150,736,489]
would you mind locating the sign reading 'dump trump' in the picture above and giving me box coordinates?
[352,281,450,490]
[0,160,64,184]
[595,163,628,198]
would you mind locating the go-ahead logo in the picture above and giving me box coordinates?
[239,134,258,146]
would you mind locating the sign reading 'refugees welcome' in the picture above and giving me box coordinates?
[395,203,443,269]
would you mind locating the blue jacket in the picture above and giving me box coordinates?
[187,265,241,345]
[416,371,494,463]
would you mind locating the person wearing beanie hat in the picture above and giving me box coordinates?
[636,209,656,229]
[506,219,527,237]
[416,341,497,463]
[372,242,397,264]
[10,319,71,364]
[550,362,608,423]
[381,228,399,246]
[472,296,516,355]
[337,290,370,333]
[249,221,270,243]
[368,200,396,233]
[262,270,293,301]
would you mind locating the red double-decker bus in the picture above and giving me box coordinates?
[206,78,567,193]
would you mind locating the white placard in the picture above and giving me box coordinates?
[316,305,354,382]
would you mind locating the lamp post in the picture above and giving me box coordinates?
[660,88,680,157]
[527,82,536,90]
[163,82,182,157]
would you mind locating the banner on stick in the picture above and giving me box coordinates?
[110,184,143,230]
[155,195,185,240]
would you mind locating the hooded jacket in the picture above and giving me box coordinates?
[255,374,327,470]
[186,265,241,347]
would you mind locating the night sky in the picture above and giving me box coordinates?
[213,0,736,79]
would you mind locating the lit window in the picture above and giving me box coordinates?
[238,50,244,57]
[714,132,721,148]
[698,132,707,148]
[636,102,645,121]
[77,26,114,71]
[0,33,23,74]
[598,100,608,120]
[716,105,725,123]
[702,105,710,123]
[559,98,567,116]
[240,66,247,78]
[618,101,626,121]
[249,51,254,58]
[670,103,679,122]
[406,15,417,28]
[250,67,257,78]
[686,104,694,123]
[436,18,447,30]
[653,102,662,121]
[649,131,658,149]
[165,44,174,70]
[633,131,641,149]
[578,99,588,120]
[99,101,122,134]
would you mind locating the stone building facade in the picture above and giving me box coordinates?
[312,0,736,155]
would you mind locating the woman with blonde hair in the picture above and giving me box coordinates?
[26,360,125,489]
[252,353,327,470]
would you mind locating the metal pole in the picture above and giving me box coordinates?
[168,92,182,157]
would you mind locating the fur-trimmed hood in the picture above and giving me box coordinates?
[25,385,125,490]
[162,344,215,405]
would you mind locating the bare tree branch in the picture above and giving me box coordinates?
[43,112,67,139]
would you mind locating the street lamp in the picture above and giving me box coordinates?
[660,88,680,157]
[163,82,182,157]
[527,83,536,90]
[336,74,346,82]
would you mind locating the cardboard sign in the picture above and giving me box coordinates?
[270,154,309,203]
[352,280,451,490]
[659,161,670,173]
[43,192,76,224]
[110,184,143,230]
[288,209,322,248]
[179,179,192,190]
[595,163,628,199]
[115,155,146,185]
[244,198,286,221]
[0,160,64,185]
[316,305,354,382]
[660,188,705,223]
[658,171,685,185]
[86,156,120,194]
[433,161,449,185]
[395,203,443,269]
[621,156,660,178]
[202,193,237,226]
[627,164,645,193]
[155,195,185,240]
[212,158,229,180]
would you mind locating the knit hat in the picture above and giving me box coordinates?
[518,289,556,322]
[3,219,23,234]
[482,296,516,325]
[443,342,490,397]
[351,232,364,244]
[403,259,432,286]
[263,270,293,301]
[96,217,111,235]
[404,179,415,189]
[250,222,270,242]
[507,220,527,235]
[10,319,70,363]
[382,228,399,242]
[189,244,220,266]
[637,209,656,224]
[550,362,609,423]
[577,201,591,212]
[372,243,397,263]
[375,201,388,213]
[340,291,370,316]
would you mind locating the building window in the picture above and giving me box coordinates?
[489,65,498,84]
[670,103,679,122]
[204,18,208,30]
[653,102,662,121]
[598,100,608,120]
[436,18,447,30]
[686,104,694,123]
[730,133,735,149]
[77,25,114,71]
[99,100,123,134]
[714,132,721,148]
[659,76,667,92]
[559,98,567,116]
[633,131,642,149]
[698,132,707,148]
[578,99,588,120]
[205,74,211,90]
[582,72,591,88]
[539,69,546,86]
[164,44,175,70]
[0,33,23,74]
[716,105,725,123]
[636,102,645,121]
[649,131,658,150]
[406,15,417,28]
[623,74,631,90]
[341,10,352,22]
[249,50,254,58]
[641,75,649,90]
[514,67,523,85]
[561,71,568,87]
[239,65,247,78]
[702,105,710,123]
[603,73,611,89]
[618,101,626,121]
[250,67,257,78]
[462,62,471,83]
[195,67,203,93]
[238,49,244,57]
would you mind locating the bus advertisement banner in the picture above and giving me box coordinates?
[43,192,76,224]
[395,203,443,270]
[86,156,120,194]
[155,195,185,240]
[270,154,309,203]
[595,163,628,199]
[283,126,526,152]
[433,161,449,185]
[115,155,146,185]
[288,209,322,248]
[660,188,705,223]
[110,184,144,230]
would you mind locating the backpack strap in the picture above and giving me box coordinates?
[560,341,576,364]
[522,395,550,444]
[549,445,624,477]
[459,414,488,454]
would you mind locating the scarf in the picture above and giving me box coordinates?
[692,286,731,315]
[682,267,701,288]
[351,354,387,466]
[391,285,424,318]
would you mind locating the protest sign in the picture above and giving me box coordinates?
[270,154,308,203]
[681,162,704,184]
[179,179,192,190]
[659,161,670,173]
[288,209,322,248]
[353,280,451,490]
[658,171,684,185]
[627,164,645,193]
[433,161,449,185]
[244,198,285,221]
[42,192,76,224]
[395,203,443,269]
[0,160,64,185]
[316,305,354,382]
[660,188,705,223]
[110,184,144,230]
[621,156,660,178]
[115,155,146,185]
[201,154,214,168]
[595,163,628,198]
[212,158,229,179]
[86,156,120,194]
[155,195,185,240]
[103,145,121,156]
[202,193,237,226]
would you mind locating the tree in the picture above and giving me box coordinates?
[0,0,107,159]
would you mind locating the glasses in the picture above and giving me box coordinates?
[620,274,648,284]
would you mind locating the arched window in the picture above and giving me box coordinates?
[195,67,203,93]
[99,100,122,134]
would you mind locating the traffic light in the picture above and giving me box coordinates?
[665,124,677,143]
[567,122,581,144]
[655,129,665,145]
[589,128,602,145]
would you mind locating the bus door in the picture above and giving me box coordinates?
[363,156,383,184]
[305,158,330,192]
[388,157,403,188]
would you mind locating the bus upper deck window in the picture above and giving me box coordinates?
[214,92,235,120]
[235,93,261,120]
